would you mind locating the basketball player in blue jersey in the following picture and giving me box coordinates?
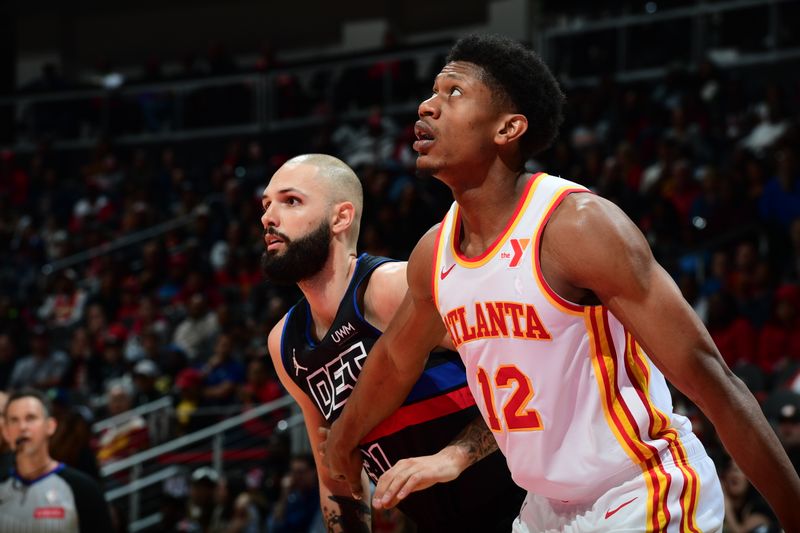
[324,34,800,532]
[261,154,525,532]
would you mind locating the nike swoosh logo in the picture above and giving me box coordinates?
[440,263,456,280]
[605,497,637,519]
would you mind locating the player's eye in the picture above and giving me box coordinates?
[450,87,463,96]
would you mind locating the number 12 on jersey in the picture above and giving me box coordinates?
[476,365,544,432]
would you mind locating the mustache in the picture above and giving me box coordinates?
[264,227,290,243]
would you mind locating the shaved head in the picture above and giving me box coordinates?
[282,154,363,244]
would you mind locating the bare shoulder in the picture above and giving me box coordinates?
[545,193,654,296]
[368,261,407,286]
[406,224,441,301]
[364,261,408,330]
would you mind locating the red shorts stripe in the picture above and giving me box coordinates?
[361,386,476,443]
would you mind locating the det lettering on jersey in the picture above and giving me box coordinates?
[360,442,393,483]
[34,507,66,519]
[307,341,368,418]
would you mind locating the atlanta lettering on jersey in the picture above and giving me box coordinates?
[443,301,551,348]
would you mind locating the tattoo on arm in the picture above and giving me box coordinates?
[453,416,499,465]
[323,495,371,533]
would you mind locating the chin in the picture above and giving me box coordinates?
[415,156,437,178]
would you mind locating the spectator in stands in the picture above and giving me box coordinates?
[240,358,283,407]
[173,293,220,361]
[0,296,26,354]
[95,379,149,466]
[37,269,88,341]
[185,466,221,532]
[740,97,790,156]
[131,358,164,406]
[0,334,16,390]
[210,473,262,533]
[0,390,9,476]
[174,367,209,435]
[759,148,800,229]
[92,325,129,395]
[706,291,757,369]
[756,284,800,373]
[720,458,777,532]
[61,326,101,403]
[199,332,244,405]
[8,325,69,390]
[785,218,800,282]
[48,389,100,480]
[777,398,800,473]
[125,296,169,362]
[83,302,108,345]
[239,358,285,443]
[265,454,323,533]
[332,107,399,169]
[70,179,113,233]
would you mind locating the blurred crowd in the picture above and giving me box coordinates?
[2,34,800,532]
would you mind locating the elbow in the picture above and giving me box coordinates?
[680,354,747,414]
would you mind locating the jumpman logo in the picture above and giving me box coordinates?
[293,349,308,376]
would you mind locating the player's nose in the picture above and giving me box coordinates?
[261,205,278,229]
[418,94,439,119]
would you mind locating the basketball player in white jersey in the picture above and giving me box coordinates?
[323,34,800,531]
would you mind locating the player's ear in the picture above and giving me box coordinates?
[331,201,355,237]
[46,416,57,438]
[495,113,528,146]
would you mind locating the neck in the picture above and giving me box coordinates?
[16,452,57,480]
[297,248,358,341]
[451,168,530,255]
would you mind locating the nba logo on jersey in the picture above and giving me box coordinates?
[500,238,530,268]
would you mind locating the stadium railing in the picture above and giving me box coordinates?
[538,0,800,86]
[0,42,450,152]
[100,394,302,532]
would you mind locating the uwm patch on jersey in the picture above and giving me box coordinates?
[306,341,367,419]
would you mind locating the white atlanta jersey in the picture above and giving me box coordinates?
[432,173,716,530]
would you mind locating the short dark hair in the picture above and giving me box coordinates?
[446,33,565,160]
[5,388,52,419]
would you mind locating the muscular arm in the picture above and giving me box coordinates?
[547,193,800,529]
[372,414,498,509]
[267,321,371,532]
[325,228,447,494]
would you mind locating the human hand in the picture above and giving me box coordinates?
[372,453,461,509]
[319,424,364,500]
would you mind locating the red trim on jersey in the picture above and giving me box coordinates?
[533,187,588,314]
[628,336,701,532]
[589,310,647,463]
[622,333,675,530]
[452,172,543,264]
[590,309,672,530]
[431,215,449,311]
[361,385,476,444]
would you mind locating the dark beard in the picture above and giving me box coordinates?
[261,220,332,285]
